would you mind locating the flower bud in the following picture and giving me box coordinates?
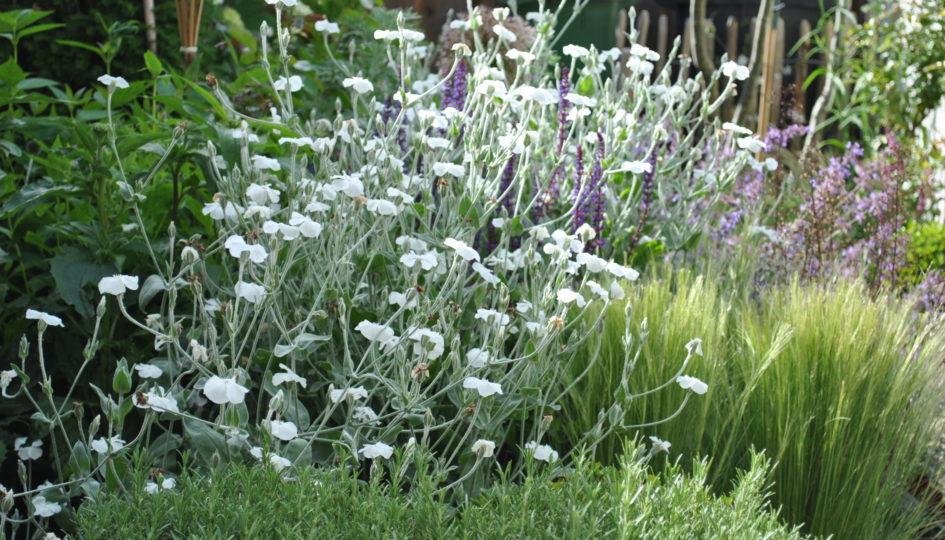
[112,358,132,395]
[18,335,29,361]
[88,415,101,442]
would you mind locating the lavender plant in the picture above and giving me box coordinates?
[0,2,753,533]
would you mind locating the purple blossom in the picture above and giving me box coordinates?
[572,134,606,249]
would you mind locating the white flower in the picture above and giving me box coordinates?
[736,136,765,153]
[515,300,533,314]
[252,154,282,171]
[15,437,43,460]
[407,328,445,359]
[449,19,470,30]
[556,288,587,307]
[329,385,368,403]
[562,44,590,58]
[513,85,558,106]
[135,387,180,414]
[433,162,465,177]
[342,77,373,94]
[265,0,298,6]
[91,436,126,454]
[575,252,607,273]
[424,135,450,149]
[161,477,177,490]
[359,442,394,460]
[525,441,558,462]
[98,274,139,296]
[722,122,753,135]
[504,49,535,62]
[288,212,322,238]
[649,436,671,453]
[314,19,339,34]
[444,238,479,261]
[97,74,129,89]
[605,262,640,281]
[493,23,516,41]
[374,28,424,42]
[599,47,622,62]
[463,376,503,397]
[246,183,280,205]
[475,308,510,326]
[400,251,439,272]
[234,281,266,304]
[586,280,609,300]
[203,375,249,405]
[272,363,308,388]
[268,420,298,441]
[720,61,750,81]
[472,262,500,285]
[1,369,16,394]
[466,348,491,368]
[273,75,303,92]
[686,338,704,357]
[202,200,243,221]
[249,447,292,470]
[564,93,597,107]
[25,309,64,328]
[471,439,496,458]
[610,281,626,300]
[191,339,209,363]
[626,56,654,76]
[475,80,508,98]
[355,320,395,343]
[609,160,653,174]
[224,235,268,264]
[32,495,61,517]
[366,198,400,216]
[134,363,163,379]
[388,291,417,310]
[677,374,708,395]
[630,43,660,61]
[144,482,160,494]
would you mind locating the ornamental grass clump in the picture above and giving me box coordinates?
[2,2,754,533]
[560,269,945,539]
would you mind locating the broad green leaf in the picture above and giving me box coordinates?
[0,178,79,217]
[138,274,166,309]
[49,246,114,318]
[183,417,229,463]
[16,22,64,39]
[144,50,163,77]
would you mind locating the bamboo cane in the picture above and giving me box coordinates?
[175,0,205,67]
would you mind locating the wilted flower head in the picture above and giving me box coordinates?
[471,439,496,458]
[677,375,708,395]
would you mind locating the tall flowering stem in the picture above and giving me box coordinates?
[533,67,572,219]
[572,134,606,249]
[630,149,658,252]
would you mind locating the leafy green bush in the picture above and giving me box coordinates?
[72,451,808,539]
[903,221,945,285]
[558,270,945,539]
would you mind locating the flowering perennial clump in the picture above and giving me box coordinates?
[0,5,737,525]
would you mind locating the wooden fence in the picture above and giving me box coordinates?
[615,8,825,132]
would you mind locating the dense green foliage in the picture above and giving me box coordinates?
[559,271,945,539]
[904,221,945,284]
[74,452,808,539]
